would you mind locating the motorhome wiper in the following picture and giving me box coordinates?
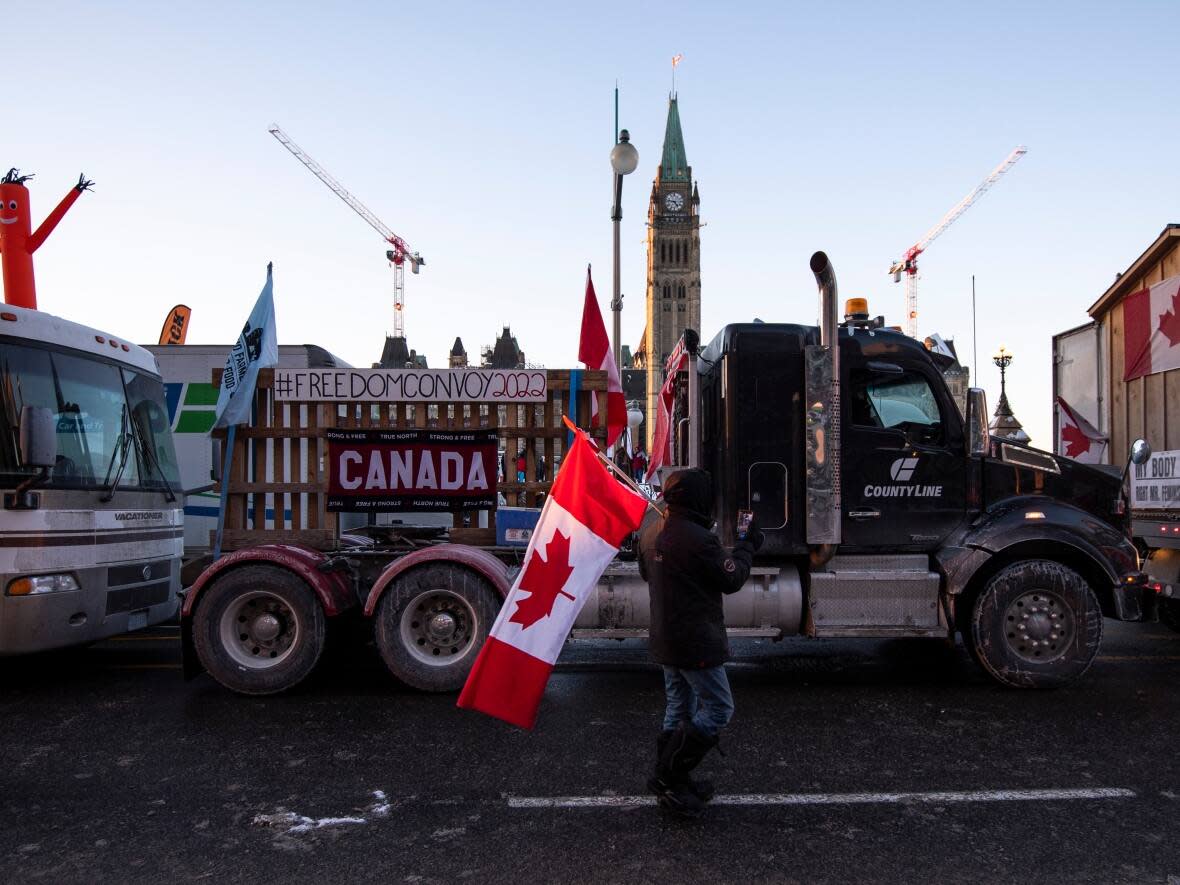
[99,405,132,503]
[129,412,176,503]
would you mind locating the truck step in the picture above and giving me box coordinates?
[809,554,944,633]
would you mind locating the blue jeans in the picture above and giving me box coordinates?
[661,664,734,738]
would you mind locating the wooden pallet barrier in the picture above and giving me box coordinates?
[211,368,608,551]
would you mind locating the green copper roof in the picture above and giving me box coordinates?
[660,97,688,181]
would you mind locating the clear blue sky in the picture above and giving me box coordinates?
[9,0,1179,449]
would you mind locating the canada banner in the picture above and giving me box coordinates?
[326,428,498,511]
[457,428,648,729]
[1123,275,1180,381]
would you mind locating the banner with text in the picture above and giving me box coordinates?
[326,428,499,512]
[1132,448,1180,511]
[274,368,547,403]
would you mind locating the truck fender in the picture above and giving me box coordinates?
[941,498,1140,621]
[181,544,356,619]
[363,544,513,617]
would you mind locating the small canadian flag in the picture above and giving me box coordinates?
[1123,275,1180,381]
[578,267,627,448]
[457,427,648,729]
[1056,396,1107,464]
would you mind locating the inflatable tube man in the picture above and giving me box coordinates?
[0,168,94,310]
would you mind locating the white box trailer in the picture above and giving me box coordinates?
[146,344,349,554]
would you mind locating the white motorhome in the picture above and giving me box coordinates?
[0,306,183,653]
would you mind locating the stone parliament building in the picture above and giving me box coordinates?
[630,94,701,450]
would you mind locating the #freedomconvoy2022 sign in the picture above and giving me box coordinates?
[326,428,499,512]
[273,368,547,403]
[1132,448,1180,511]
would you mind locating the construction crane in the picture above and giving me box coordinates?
[268,124,423,340]
[889,145,1027,338]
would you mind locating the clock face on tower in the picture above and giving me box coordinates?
[664,192,684,212]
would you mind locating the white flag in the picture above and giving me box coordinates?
[214,264,278,429]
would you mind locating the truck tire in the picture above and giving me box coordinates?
[970,559,1102,689]
[374,563,499,692]
[192,565,326,695]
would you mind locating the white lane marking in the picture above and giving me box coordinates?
[508,787,1136,809]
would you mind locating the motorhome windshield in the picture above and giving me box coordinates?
[0,340,181,492]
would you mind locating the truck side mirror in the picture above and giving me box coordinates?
[19,405,57,468]
[1130,439,1151,465]
[965,388,990,457]
[210,438,223,483]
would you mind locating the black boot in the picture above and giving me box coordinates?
[648,724,717,817]
[650,728,715,802]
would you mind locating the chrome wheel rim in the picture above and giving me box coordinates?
[1003,589,1074,664]
[219,590,301,669]
[399,589,478,667]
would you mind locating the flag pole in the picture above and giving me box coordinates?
[562,415,660,513]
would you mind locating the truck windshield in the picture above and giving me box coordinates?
[0,341,182,492]
[851,368,945,445]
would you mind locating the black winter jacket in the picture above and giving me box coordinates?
[638,469,756,669]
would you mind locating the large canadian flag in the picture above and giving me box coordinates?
[578,267,627,447]
[457,428,647,729]
[1123,275,1180,381]
[1056,396,1107,464]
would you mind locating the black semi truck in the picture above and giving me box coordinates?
[647,251,1156,689]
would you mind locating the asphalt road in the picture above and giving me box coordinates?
[1,620,1178,884]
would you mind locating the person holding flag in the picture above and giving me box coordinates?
[639,468,763,818]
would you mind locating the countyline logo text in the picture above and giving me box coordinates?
[864,457,943,498]
[863,484,944,498]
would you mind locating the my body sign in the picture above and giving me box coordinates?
[326,429,499,512]
[274,368,547,403]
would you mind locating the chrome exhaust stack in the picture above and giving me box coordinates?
[804,251,842,555]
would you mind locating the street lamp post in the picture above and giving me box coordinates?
[992,345,1012,395]
[609,129,638,375]
[989,344,1028,442]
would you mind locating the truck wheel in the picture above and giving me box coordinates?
[193,566,326,695]
[374,564,499,692]
[970,559,1102,689]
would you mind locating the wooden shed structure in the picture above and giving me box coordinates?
[1082,224,1180,461]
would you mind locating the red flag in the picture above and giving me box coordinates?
[1056,397,1107,464]
[457,429,647,729]
[645,338,690,482]
[578,267,626,447]
[1123,275,1180,381]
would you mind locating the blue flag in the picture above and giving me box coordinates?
[213,264,279,429]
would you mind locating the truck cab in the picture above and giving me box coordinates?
[666,253,1152,688]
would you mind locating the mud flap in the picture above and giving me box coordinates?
[1110,578,1151,622]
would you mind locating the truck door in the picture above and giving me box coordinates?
[840,357,966,551]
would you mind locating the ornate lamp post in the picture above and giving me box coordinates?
[609,130,638,373]
[992,345,1012,393]
[990,345,1029,442]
